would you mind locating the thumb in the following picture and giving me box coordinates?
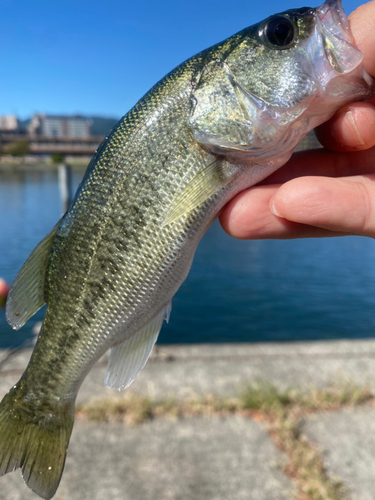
[270,175,375,237]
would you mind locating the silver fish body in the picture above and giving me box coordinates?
[1,1,374,498]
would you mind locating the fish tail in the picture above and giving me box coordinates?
[0,383,74,499]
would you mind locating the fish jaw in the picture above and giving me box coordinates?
[302,0,374,102]
[188,0,375,163]
[316,0,362,76]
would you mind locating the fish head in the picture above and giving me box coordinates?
[188,0,375,163]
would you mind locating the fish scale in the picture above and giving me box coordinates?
[1,2,375,498]
[33,64,209,397]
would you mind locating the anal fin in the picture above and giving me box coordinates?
[105,301,172,390]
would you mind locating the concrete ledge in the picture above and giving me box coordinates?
[2,339,375,403]
[1,340,375,500]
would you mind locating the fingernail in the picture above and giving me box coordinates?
[270,199,284,218]
[347,110,365,146]
[332,109,366,147]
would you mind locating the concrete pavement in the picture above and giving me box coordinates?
[1,340,375,499]
[303,407,375,500]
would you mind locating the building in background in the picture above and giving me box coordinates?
[28,114,92,138]
[0,115,19,135]
[0,114,119,157]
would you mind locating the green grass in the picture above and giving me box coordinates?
[76,393,238,425]
[237,381,371,500]
[239,381,372,413]
[76,381,373,500]
[239,381,295,411]
[76,394,154,425]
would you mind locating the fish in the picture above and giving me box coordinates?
[1,0,374,498]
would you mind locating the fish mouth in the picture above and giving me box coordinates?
[317,0,351,41]
[315,0,362,76]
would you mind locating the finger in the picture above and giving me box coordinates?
[260,146,375,185]
[219,184,341,239]
[316,102,375,151]
[220,145,375,239]
[349,0,375,78]
[271,174,375,237]
[312,2,375,151]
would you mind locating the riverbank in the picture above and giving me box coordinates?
[1,339,375,499]
[0,155,88,171]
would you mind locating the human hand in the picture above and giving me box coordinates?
[219,0,375,240]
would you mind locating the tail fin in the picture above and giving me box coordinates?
[0,384,74,499]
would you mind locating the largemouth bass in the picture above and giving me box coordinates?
[1,0,374,498]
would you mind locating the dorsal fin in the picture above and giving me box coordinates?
[6,221,61,330]
[105,302,171,390]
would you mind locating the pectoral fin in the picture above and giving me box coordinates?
[105,302,172,390]
[6,221,61,330]
[163,158,238,226]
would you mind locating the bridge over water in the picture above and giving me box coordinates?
[0,134,103,156]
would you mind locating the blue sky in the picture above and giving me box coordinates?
[0,0,364,119]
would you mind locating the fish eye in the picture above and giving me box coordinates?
[263,16,296,49]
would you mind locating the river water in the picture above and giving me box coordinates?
[1,168,375,348]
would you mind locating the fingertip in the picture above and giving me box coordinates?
[349,1,375,78]
[218,199,234,236]
[219,190,251,239]
[316,102,375,151]
[266,175,375,237]
[219,185,293,239]
[269,196,285,218]
[268,178,329,225]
